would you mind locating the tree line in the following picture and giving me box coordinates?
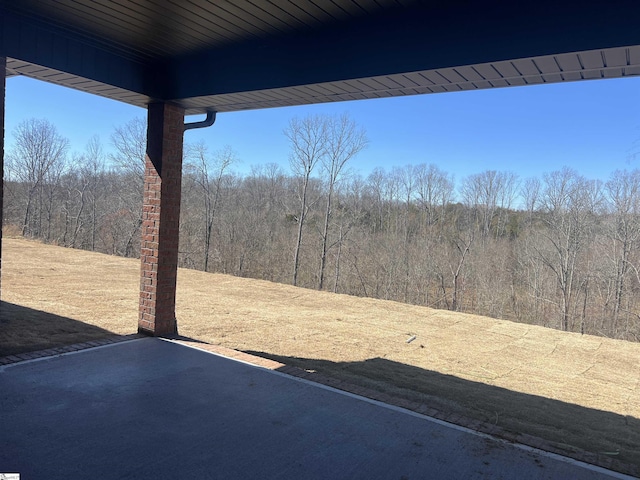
[4,116,640,342]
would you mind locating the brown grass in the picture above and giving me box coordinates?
[2,237,640,468]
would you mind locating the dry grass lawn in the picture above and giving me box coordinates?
[2,237,640,469]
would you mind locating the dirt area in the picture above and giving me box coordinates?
[2,237,639,468]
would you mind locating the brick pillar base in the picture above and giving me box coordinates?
[138,102,184,336]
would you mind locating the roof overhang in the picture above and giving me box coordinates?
[2,1,640,114]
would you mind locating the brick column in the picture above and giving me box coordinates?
[138,102,185,336]
[0,57,5,299]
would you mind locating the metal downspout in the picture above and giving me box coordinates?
[184,110,216,131]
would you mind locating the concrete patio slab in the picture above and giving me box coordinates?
[0,338,634,480]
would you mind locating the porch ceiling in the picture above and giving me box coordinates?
[2,1,640,114]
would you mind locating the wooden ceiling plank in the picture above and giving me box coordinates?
[378,0,406,7]
[505,77,526,86]
[628,46,640,65]
[555,53,582,72]
[54,0,149,27]
[14,65,49,75]
[354,76,388,91]
[602,48,627,67]
[306,0,353,20]
[314,82,347,94]
[249,0,311,29]
[307,83,341,95]
[436,68,467,83]
[323,82,354,94]
[47,0,192,57]
[351,0,384,14]
[178,0,265,41]
[541,73,562,83]
[578,50,605,70]
[561,71,582,81]
[341,79,369,93]
[142,0,256,52]
[375,90,394,98]
[452,66,484,82]
[457,83,475,91]
[472,80,490,89]
[471,63,502,80]
[369,75,404,89]
[329,0,367,15]
[61,0,153,35]
[245,89,281,102]
[87,84,119,93]
[39,72,78,82]
[490,61,519,79]
[267,0,329,26]
[603,67,623,78]
[289,0,340,22]
[387,74,420,88]
[328,80,363,93]
[185,1,279,39]
[215,0,295,34]
[488,80,508,88]
[510,59,540,76]
[532,56,561,74]
[524,75,544,84]
[420,70,451,86]
[581,69,602,80]
[293,84,326,97]
[402,72,434,86]
[441,84,462,92]
[144,0,234,45]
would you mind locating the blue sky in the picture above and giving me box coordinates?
[5,75,640,184]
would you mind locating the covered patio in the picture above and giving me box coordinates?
[2,1,640,478]
[1,337,633,479]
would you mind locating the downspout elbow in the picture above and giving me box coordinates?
[184,110,216,131]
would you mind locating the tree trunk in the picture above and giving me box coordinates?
[318,186,333,290]
[292,176,309,287]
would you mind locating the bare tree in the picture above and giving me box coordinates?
[365,167,387,233]
[185,142,236,272]
[108,117,147,257]
[521,176,541,222]
[331,176,367,294]
[110,117,146,179]
[495,171,519,237]
[285,115,327,287]
[7,118,69,237]
[461,170,518,239]
[447,220,474,312]
[62,136,105,249]
[84,136,106,251]
[317,114,368,290]
[536,168,602,331]
[604,169,640,333]
[415,163,454,227]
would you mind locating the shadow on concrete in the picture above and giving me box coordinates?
[3,337,626,480]
[244,351,640,475]
[0,301,116,357]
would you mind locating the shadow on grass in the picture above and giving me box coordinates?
[164,333,210,345]
[0,301,117,357]
[245,351,640,474]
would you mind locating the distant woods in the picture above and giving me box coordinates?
[4,115,640,342]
